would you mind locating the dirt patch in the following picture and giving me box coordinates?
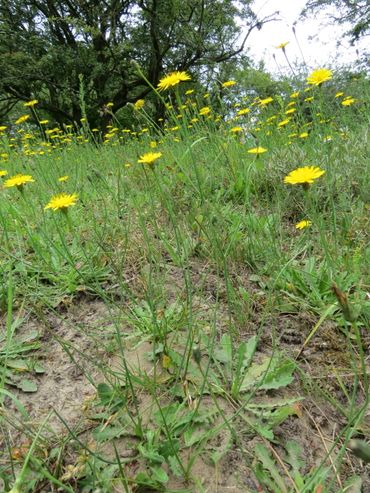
[1,262,369,492]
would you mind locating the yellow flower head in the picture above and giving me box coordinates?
[341,97,355,106]
[306,68,333,86]
[58,175,69,182]
[276,41,289,49]
[4,173,34,188]
[23,99,38,107]
[15,115,30,125]
[259,97,273,106]
[237,108,250,116]
[44,193,78,211]
[295,220,312,230]
[138,151,162,165]
[222,80,237,88]
[185,89,194,95]
[247,146,267,155]
[134,99,145,110]
[284,166,325,185]
[0,125,7,131]
[199,106,211,116]
[230,126,243,133]
[278,118,290,128]
[0,170,8,177]
[157,71,191,91]
[39,119,49,125]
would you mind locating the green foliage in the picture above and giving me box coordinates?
[0,0,270,126]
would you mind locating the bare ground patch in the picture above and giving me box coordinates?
[1,263,369,492]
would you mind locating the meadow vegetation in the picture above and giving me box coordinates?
[0,66,369,492]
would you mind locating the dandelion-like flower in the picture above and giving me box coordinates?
[276,41,289,49]
[295,220,312,230]
[58,175,69,182]
[341,97,355,106]
[307,68,333,86]
[44,193,78,211]
[0,170,8,177]
[248,147,267,154]
[222,80,236,88]
[15,115,30,125]
[23,99,38,107]
[4,173,34,189]
[134,99,145,110]
[39,119,49,125]
[230,126,243,133]
[259,97,273,106]
[284,166,325,186]
[278,118,290,128]
[138,152,162,165]
[237,108,250,116]
[157,71,191,91]
[199,106,211,116]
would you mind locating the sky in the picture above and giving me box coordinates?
[244,0,367,73]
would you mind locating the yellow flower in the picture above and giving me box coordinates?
[295,220,312,230]
[39,119,49,125]
[58,175,69,182]
[15,115,30,124]
[138,151,162,165]
[106,102,114,107]
[278,118,290,127]
[290,92,300,98]
[276,41,289,49]
[299,132,309,138]
[199,106,211,116]
[0,170,8,177]
[0,125,7,131]
[134,99,145,110]
[237,108,250,116]
[259,97,273,106]
[23,99,38,107]
[157,71,191,91]
[230,126,243,133]
[284,166,325,185]
[185,89,194,95]
[45,193,78,211]
[306,68,333,86]
[4,173,35,188]
[285,108,296,114]
[222,80,236,88]
[335,91,344,98]
[304,97,314,102]
[247,146,267,155]
[341,97,355,106]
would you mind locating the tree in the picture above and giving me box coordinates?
[301,0,370,44]
[0,0,276,127]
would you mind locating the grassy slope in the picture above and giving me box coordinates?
[0,73,369,492]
